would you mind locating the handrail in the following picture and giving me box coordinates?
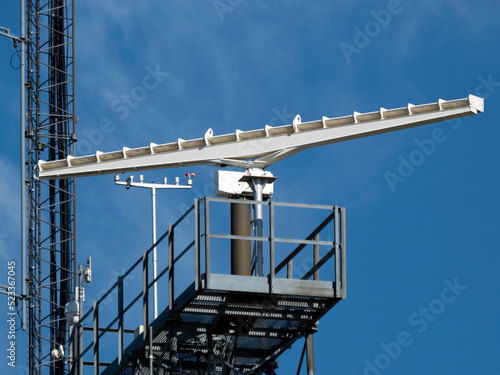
[79,204,195,323]
[75,198,345,370]
[78,239,196,363]
[76,202,197,368]
[205,196,335,210]
[207,233,333,246]
[148,240,195,290]
[273,211,336,275]
[301,246,336,280]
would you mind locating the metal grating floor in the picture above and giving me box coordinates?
[102,274,341,374]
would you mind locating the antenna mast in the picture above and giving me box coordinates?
[25,1,77,374]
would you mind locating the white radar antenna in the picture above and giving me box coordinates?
[38,94,484,275]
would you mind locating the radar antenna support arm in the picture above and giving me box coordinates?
[38,95,484,180]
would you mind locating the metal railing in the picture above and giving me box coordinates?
[71,197,346,373]
[72,204,195,374]
[200,197,346,296]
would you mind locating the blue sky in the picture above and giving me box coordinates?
[1,1,500,374]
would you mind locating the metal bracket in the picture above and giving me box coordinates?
[0,26,23,42]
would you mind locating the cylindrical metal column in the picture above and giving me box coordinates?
[231,201,251,276]
[306,333,315,375]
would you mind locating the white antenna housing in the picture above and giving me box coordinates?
[38,95,484,179]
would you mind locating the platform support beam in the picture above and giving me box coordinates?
[306,333,315,375]
[168,321,179,372]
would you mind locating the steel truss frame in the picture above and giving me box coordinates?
[25,1,77,374]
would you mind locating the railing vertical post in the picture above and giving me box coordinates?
[169,224,174,311]
[143,250,149,340]
[314,234,319,281]
[341,207,347,298]
[204,198,210,285]
[93,301,99,375]
[195,199,200,290]
[334,207,340,298]
[149,325,154,373]
[118,276,124,364]
[287,260,293,279]
[269,202,275,291]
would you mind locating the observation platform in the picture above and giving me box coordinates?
[75,197,346,374]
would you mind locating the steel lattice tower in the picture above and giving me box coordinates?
[25,1,77,374]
